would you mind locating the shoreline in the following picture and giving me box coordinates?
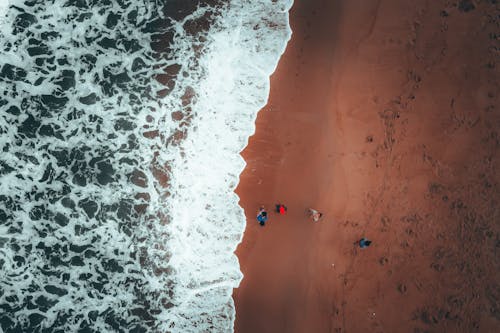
[233,1,344,331]
[233,0,499,332]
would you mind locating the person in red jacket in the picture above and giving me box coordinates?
[275,203,287,215]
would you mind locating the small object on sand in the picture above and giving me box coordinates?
[257,206,268,226]
[275,203,287,215]
[308,208,323,222]
[359,238,372,248]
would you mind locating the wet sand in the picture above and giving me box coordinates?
[233,0,499,332]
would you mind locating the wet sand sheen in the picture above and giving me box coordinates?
[234,0,499,332]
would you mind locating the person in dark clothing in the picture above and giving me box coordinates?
[359,238,372,248]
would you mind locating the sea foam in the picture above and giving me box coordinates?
[0,0,292,332]
[161,1,293,330]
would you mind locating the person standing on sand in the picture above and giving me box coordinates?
[257,206,268,226]
[359,238,372,248]
[307,208,323,222]
[275,203,287,215]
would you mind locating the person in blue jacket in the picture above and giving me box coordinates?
[257,206,268,226]
[359,238,372,248]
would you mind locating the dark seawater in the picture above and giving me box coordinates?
[0,1,207,332]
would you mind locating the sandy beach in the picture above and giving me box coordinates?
[233,0,499,332]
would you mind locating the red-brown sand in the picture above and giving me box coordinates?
[233,0,499,332]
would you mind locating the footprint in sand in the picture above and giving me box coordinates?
[397,283,407,294]
[379,257,389,266]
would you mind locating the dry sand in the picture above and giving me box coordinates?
[233,0,499,332]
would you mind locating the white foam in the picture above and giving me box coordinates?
[154,0,293,331]
[0,0,8,22]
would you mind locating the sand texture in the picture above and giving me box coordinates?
[233,0,500,332]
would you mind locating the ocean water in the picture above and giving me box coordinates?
[0,0,292,332]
